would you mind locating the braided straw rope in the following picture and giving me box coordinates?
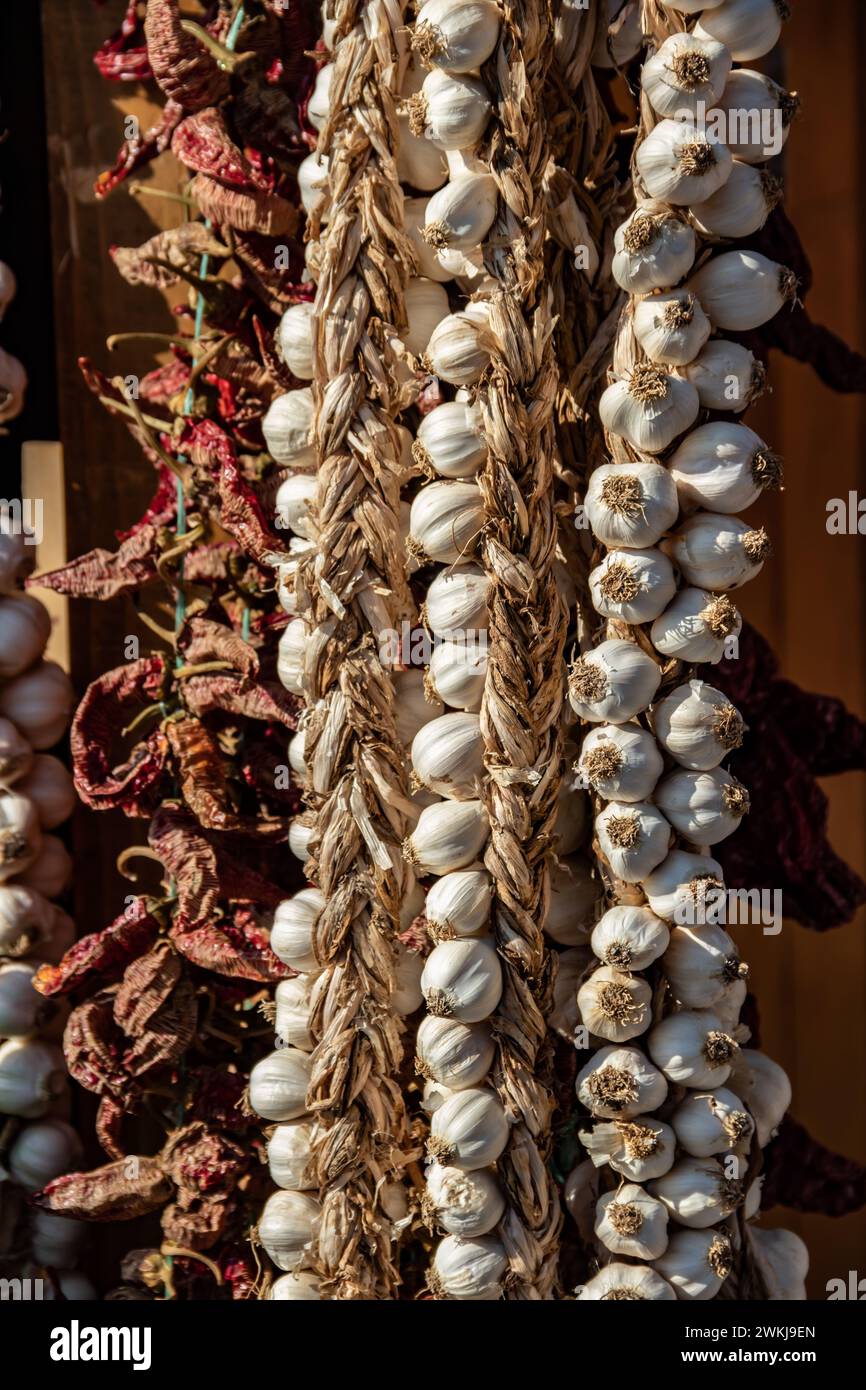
[475,1,566,1300]
[297,0,418,1301]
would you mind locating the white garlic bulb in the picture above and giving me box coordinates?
[578,724,664,803]
[429,1086,509,1170]
[15,755,75,831]
[0,792,41,883]
[421,937,502,1023]
[595,801,671,883]
[407,480,484,565]
[650,1155,743,1229]
[0,961,46,1038]
[276,302,315,379]
[424,1163,504,1238]
[425,866,492,938]
[643,849,726,923]
[666,513,770,590]
[0,716,33,785]
[414,399,487,479]
[404,196,454,282]
[671,1087,755,1158]
[394,668,444,745]
[733,1048,792,1146]
[275,973,316,1051]
[259,1189,319,1272]
[650,587,742,664]
[427,639,488,711]
[633,290,711,367]
[6,1117,82,1191]
[307,63,332,132]
[393,941,425,1015]
[248,1046,312,1122]
[653,1227,733,1301]
[431,1232,506,1300]
[655,766,750,844]
[568,639,661,725]
[425,306,493,386]
[595,1182,670,1260]
[591,905,670,971]
[664,923,747,1011]
[578,965,652,1043]
[424,564,490,637]
[681,339,764,414]
[576,1044,668,1119]
[648,1009,738,1088]
[687,250,797,331]
[411,70,491,151]
[695,0,788,62]
[422,1078,456,1114]
[547,855,601,946]
[584,462,679,549]
[263,389,316,470]
[636,122,733,206]
[0,1038,65,1118]
[275,473,317,541]
[413,0,501,73]
[641,33,731,119]
[267,1120,316,1190]
[416,1014,494,1088]
[612,205,696,295]
[717,68,797,165]
[297,152,331,219]
[0,595,51,681]
[690,160,782,239]
[580,1117,676,1182]
[288,729,307,779]
[669,421,781,514]
[404,799,489,874]
[577,1262,676,1300]
[19,834,72,898]
[589,547,677,624]
[600,363,699,455]
[0,883,55,956]
[269,1271,321,1301]
[270,889,324,973]
[398,114,449,191]
[423,173,498,254]
[403,277,451,357]
[749,1227,809,1301]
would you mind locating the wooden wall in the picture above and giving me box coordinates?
[37,0,866,1298]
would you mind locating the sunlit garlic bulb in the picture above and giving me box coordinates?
[576,1044,668,1119]
[578,965,652,1043]
[595,1182,670,1260]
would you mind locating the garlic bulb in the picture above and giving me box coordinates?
[690,161,782,239]
[695,0,788,62]
[595,1182,670,1260]
[749,1227,809,1301]
[648,1009,738,1088]
[666,513,770,591]
[421,937,502,1023]
[275,474,317,541]
[274,973,316,1051]
[414,399,487,478]
[612,205,696,295]
[0,595,51,680]
[429,1086,509,1170]
[0,1038,65,1117]
[671,1087,755,1158]
[398,115,449,191]
[422,1078,455,1114]
[275,538,314,616]
[430,1232,506,1300]
[30,1210,85,1266]
[580,1117,676,1182]
[262,389,316,470]
[288,729,307,779]
[270,889,324,972]
[650,588,742,664]
[0,716,33,785]
[718,68,798,164]
[17,834,71,898]
[425,866,492,938]
[0,792,42,883]
[15,756,75,830]
[297,152,330,219]
[595,801,671,883]
[405,798,489,874]
[734,1048,791,1146]
[248,1046,312,1123]
[403,277,451,357]
[416,1014,494,1088]
[600,364,699,455]
[7,1117,82,1191]
[276,301,314,379]
[591,905,670,971]
[425,306,492,386]
[650,1155,743,1229]
[643,849,726,923]
[576,1044,668,1119]
[633,290,711,367]
[577,1262,676,1301]
[669,421,781,513]
[681,339,764,414]
[404,196,454,281]
[410,70,491,151]
[407,480,484,565]
[269,1271,321,1301]
[427,638,487,711]
[579,724,663,803]
[653,1227,733,1301]
[589,547,676,624]
[393,942,425,1015]
[547,855,601,946]
[424,564,491,640]
[636,122,733,206]
[656,766,750,844]
[591,0,643,68]
[568,639,661,725]
[0,883,55,956]
[0,661,74,749]
[394,668,444,744]
[664,923,747,1010]
[307,62,331,132]
[259,1190,319,1273]
[585,462,679,550]
[687,250,797,331]
[642,33,731,121]
[413,0,501,73]
[424,1163,504,1238]
[578,966,652,1043]
[288,815,314,862]
[267,1120,316,1190]
[0,961,48,1038]
[423,173,498,252]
